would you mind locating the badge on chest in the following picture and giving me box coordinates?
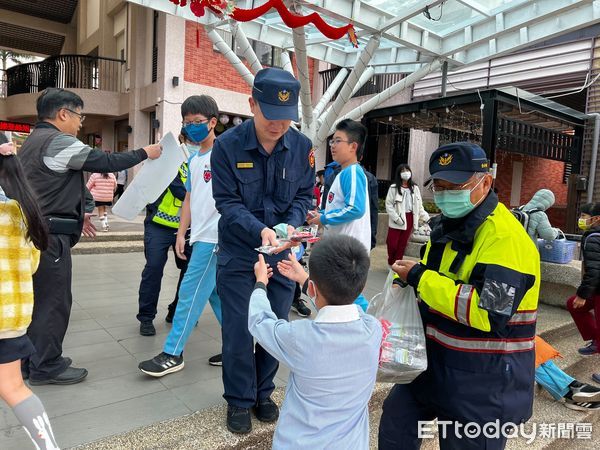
[237,162,254,169]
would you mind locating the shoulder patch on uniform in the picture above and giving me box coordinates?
[328,191,335,203]
[237,162,254,169]
[309,148,315,169]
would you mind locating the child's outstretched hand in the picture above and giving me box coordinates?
[277,253,309,285]
[254,254,273,285]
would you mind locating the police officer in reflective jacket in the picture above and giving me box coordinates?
[379,142,540,450]
[211,68,315,434]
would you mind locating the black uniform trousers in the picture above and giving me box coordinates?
[217,254,294,409]
[379,384,509,450]
[25,234,73,380]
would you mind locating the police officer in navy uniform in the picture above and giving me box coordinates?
[211,68,315,433]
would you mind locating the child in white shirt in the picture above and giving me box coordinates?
[249,235,382,449]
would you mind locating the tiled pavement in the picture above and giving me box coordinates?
[0,251,389,450]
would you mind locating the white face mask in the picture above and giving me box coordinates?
[307,280,318,311]
[186,143,200,154]
[401,171,411,181]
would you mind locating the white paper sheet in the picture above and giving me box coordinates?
[112,132,186,221]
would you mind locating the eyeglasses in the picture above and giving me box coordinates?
[329,138,352,147]
[182,118,209,126]
[428,178,478,193]
[63,108,85,123]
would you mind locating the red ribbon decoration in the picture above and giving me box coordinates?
[169,0,358,47]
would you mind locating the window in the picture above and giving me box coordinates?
[251,40,282,68]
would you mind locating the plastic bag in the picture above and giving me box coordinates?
[367,271,428,384]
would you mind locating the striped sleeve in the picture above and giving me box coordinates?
[43,134,92,173]
[321,164,367,226]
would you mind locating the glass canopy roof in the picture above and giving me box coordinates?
[129,0,600,73]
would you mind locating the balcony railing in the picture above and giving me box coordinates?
[1,70,6,98]
[6,55,125,96]
[320,67,403,100]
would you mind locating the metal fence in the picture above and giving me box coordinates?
[320,67,403,99]
[6,55,125,96]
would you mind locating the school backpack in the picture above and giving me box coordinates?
[510,206,541,231]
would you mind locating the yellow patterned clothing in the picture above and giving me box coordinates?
[0,193,40,339]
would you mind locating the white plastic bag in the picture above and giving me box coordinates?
[368,271,428,384]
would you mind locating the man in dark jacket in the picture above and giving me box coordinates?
[363,166,379,250]
[19,88,161,385]
[567,202,600,375]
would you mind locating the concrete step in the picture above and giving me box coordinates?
[79,231,144,243]
[72,241,144,255]
[76,304,599,449]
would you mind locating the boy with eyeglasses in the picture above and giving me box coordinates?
[307,119,371,311]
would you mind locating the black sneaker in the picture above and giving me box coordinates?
[29,366,88,386]
[564,398,600,411]
[165,309,174,323]
[208,354,222,366]
[227,405,252,434]
[571,383,600,403]
[291,298,311,317]
[140,321,156,336]
[254,397,279,422]
[138,352,184,377]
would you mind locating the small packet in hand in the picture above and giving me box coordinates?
[255,245,278,255]
[255,240,289,255]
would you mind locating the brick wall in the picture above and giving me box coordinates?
[184,22,316,97]
[495,149,568,229]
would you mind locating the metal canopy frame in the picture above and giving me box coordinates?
[130,0,600,73]
[127,0,600,155]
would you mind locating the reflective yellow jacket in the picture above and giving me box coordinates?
[403,192,540,424]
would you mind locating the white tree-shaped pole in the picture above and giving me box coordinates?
[331,59,443,132]
[292,27,314,135]
[313,67,348,119]
[207,28,254,87]
[229,22,263,75]
[317,66,375,128]
[315,34,381,144]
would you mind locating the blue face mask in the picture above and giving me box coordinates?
[182,122,210,144]
[433,176,485,219]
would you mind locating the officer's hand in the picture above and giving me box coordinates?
[572,295,587,309]
[175,233,187,260]
[277,253,309,285]
[254,254,273,285]
[144,143,163,160]
[82,213,97,238]
[391,260,417,282]
[261,227,279,247]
